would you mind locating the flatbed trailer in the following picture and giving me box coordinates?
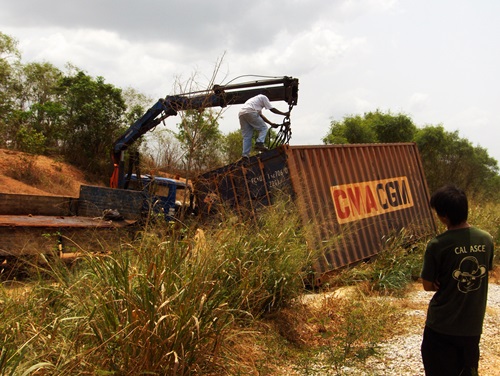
[0,187,142,259]
[0,214,135,259]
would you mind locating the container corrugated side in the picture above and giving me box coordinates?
[195,148,293,218]
[195,143,436,280]
[284,143,435,277]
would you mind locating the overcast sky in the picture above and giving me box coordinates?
[1,0,499,165]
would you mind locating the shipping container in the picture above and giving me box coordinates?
[195,143,436,283]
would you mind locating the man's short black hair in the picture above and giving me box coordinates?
[430,185,468,226]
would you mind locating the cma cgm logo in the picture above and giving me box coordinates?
[330,176,414,224]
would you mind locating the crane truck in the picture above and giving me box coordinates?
[110,76,299,190]
[107,76,298,220]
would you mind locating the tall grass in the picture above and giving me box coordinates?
[325,228,428,297]
[0,197,313,375]
[2,196,497,374]
[306,291,399,375]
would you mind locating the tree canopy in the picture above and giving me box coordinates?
[56,71,127,175]
[322,110,417,144]
[414,125,499,198]
[0,34,129,180]
[323,110,499,200]
[176,109,224,176]
[0,32,160,181]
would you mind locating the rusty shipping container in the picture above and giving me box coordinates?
[195,143,436,282]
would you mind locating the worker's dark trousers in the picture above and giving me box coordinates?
[421,326,480,376]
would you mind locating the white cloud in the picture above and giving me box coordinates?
[275,23,360,72]
[1,0,499,164]
[408,92,430,113]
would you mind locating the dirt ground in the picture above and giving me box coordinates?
[0,149,93,196]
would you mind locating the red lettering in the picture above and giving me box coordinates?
[347,186,363,216]
[331,176,414,224]
[364,185,378,214]
[333,189,350,219]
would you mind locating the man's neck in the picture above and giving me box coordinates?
[447,222,471,230]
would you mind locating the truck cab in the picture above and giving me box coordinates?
[126,174,194,220]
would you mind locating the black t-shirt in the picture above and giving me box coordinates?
[421,226,494,336]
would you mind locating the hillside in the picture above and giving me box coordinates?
[0,149,96,196]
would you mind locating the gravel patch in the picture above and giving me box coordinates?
[342,283,500,375]
[280,284,500,375]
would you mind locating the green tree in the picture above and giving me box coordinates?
[0,32,21,147]
[171,59,229,176]
[13,62,64,153]
[323,114,377,144]
[322,110,416,144]
[176,109,223,175]
[222,130,243,164]
[57,70,126,178]
[14,124,46,154]
[365,110,417,142]
[323,110,499,200]
[121,86,151,125]
[414,125,499,198]
[0,34,66,154]
[20,62,62,105]
[0,32,20,59]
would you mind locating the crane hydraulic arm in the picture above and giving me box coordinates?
[110,76,299,189]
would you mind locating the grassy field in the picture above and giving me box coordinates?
[1,196,498,375]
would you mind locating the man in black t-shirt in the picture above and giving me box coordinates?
[421,185,494,376]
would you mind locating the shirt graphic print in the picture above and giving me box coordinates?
[452,256,487,293]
